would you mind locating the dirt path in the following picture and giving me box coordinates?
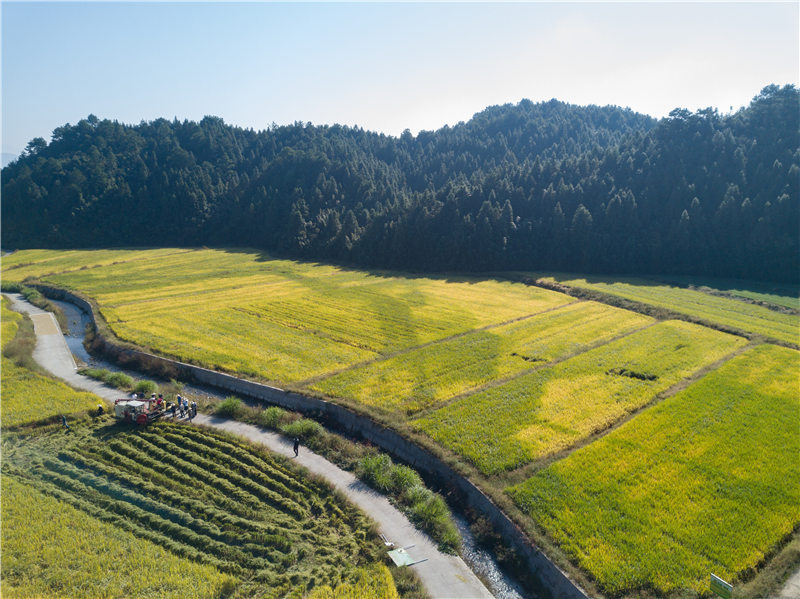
[5,292,494,599]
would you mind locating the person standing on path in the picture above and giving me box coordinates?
[293,437,300,457]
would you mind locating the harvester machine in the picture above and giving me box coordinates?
[114,398,164,425]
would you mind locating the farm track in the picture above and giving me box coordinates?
[297,299,581,387]
[5,292,494,599]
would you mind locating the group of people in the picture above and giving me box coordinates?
[136,392,197,420]
[169,394,197,420]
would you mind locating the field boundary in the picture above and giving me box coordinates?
[502,339,758,486]
[411,318,659,420]
[297,299,581,387]
[29,282,590,599]
[523,276,799,350]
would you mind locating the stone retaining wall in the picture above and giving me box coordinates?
[33,283,589,599]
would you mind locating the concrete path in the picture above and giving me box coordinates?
[5,294,118,400]
[778,569,800,599]
[4,292,494,599]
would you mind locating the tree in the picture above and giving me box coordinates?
[23,137,47,157]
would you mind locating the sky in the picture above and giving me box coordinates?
[2,1,798,159]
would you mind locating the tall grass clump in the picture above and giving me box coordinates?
[280,418,324,440]
[215,396,245,418]
[133,379,158,396]
[356,453,459,553]
[78,368,133,390]
[256,406,287,429]
[106,372,134,388]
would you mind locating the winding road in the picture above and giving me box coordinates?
[5,293,494,599]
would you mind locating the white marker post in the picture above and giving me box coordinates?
[710,574,732,599]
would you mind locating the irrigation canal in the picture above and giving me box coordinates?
[9,293,529,599]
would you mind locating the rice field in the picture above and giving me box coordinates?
[1,295,21,343]
[540,275,799,345]
[657,275,799,310]
[1,280,398,599]
[312,301,653,414]
[2,421,390,598]
[2,248,572,382]
[1,474,235,599]
[507,343,800,596]
[1,299,99,426]
[4,248,794,597]
[413,321,747,474]
[308,564,399,599]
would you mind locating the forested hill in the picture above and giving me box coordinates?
[3,84,798,282]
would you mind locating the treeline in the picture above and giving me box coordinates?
[2,84,797,282]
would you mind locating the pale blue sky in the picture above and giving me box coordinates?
[2,2,798,157]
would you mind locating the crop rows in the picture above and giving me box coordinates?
[542,275,800,345]
[312,301,653,414]
[3,422,380,597]
[507,344,800,595]
[1,474,234,599]
[414,320,747,474]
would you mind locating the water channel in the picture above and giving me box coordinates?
[51,297,529,599]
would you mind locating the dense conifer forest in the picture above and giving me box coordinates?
[2,84,797,282]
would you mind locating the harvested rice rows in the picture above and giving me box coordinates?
[312,301,653,414]
[507,344,800,595]
[413,321,748,474]
[2,422,382,597]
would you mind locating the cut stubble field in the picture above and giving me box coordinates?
[2,421,394,599]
